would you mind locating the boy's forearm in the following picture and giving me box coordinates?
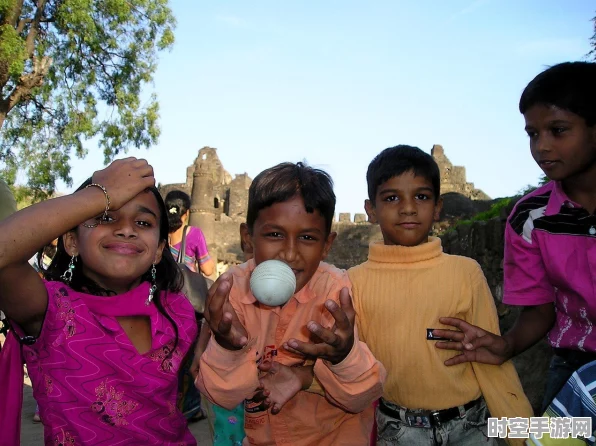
[314,340,386,413]
[196,336,259,410]
[503,303,556,359]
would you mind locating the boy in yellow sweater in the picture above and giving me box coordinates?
[348,145,533,445]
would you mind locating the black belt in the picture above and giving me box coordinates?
[378,397,482,428]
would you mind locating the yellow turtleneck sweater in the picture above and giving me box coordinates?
[348,237,533,421]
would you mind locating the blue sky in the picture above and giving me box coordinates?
[63,0,595,215]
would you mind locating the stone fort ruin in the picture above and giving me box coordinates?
[431,144,490,200]
[159,145,489,267]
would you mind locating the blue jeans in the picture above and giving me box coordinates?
[542,350,596,413]
[376,398,497,446]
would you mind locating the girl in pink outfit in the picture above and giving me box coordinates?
[165,190,214,277]
[0,158,197,445]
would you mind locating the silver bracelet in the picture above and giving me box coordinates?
[82,183,111,228]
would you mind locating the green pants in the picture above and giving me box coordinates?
[205,400,245,446]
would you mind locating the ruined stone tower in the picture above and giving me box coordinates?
[189,148,217,245]
[159,146,253,262]
[431,144,490,200]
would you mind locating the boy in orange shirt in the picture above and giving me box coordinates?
[196,162,385,446]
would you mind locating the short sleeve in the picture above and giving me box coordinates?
[189,227,210,265]
[503,220,555,306]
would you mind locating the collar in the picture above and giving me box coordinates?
[237,259,315,306]
[367,236,443,264]
[546,181,583,216]
[81,282,154,316]
[76,282,164,336]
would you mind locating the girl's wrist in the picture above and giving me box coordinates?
[75,186,111,219]
[85,184,110,212]
[85,184,110,222]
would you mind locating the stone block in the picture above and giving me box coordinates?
[354,213,367,223]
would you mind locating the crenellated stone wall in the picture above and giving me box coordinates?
[326,222,382,269]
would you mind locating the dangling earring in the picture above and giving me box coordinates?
[61,255,77,284]
[146,263,157,305]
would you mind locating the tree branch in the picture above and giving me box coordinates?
[6,56,51,112]
[3,0,24,28]
[24,0,48,57]
[16,16,55,34]
[30,96,56,119]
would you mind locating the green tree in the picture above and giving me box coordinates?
[591,14,595,60]
[0,0,175,200]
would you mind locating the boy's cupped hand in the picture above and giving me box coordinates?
[204,273,248,351]
[433,317,511,366]
[251,361,313,415]
[283,287,355,365]
[91,157,156,210]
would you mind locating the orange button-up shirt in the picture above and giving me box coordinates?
[196,260,386,446]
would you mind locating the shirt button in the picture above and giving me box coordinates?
[590,226,596,235]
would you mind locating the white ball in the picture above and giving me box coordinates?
[250,260,297,307]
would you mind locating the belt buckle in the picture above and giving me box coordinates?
[406,415,432,428]
[431,411,442,426]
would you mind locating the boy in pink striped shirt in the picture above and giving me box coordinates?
[434,61,596,410]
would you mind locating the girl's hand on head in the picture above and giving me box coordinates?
[284,287,356,365]
[433,317,511,366]
[91,157,156,210]
[204,272,248,351]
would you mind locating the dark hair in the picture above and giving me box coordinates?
[164,190,191,232]
[42,178,184,360]
[246,162,336,234]
[519,62,596,126]
[367,145,440,204]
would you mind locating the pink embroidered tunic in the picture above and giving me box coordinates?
[22,281,198,445]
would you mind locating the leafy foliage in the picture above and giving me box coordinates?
[590,14,595,60]
[0,0,175,200]
[451,197,512,228]
[449,174,550,231]
[518,174,550,197]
